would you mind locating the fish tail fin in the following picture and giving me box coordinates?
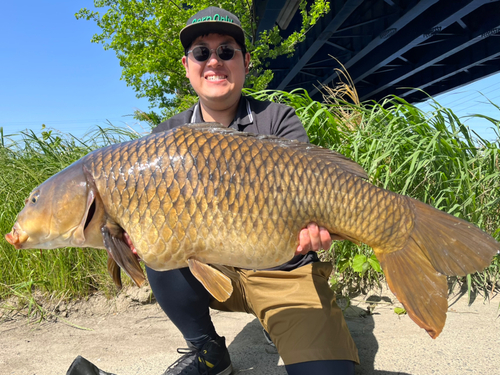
[408,197,499,276]
[376,197,499,339]
[376,243,448,338]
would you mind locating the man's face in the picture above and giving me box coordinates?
[182,33,250,110]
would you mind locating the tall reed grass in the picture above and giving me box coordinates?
[0,92,498,308]
[249,88,500,297]
[0,126,143,309]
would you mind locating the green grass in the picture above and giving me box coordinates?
[0,92,499,309]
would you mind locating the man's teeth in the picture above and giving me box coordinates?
[206,75,226,81]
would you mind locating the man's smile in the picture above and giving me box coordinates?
[205,74,228,81]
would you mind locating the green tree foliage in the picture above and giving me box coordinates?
[76,0,330,119]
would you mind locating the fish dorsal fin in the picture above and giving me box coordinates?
[289,143,368,179]
[188,122,227,130]
[188,258,233,302]
[183,123,368,180]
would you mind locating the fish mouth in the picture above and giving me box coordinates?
[5,224,29,249]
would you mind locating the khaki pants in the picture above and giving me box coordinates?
[210,262,359,365]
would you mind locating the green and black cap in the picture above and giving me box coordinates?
[180,7,245,50]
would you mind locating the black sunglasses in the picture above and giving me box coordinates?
[187,45,242,62]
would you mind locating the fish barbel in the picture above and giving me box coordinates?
[5,123,499,338]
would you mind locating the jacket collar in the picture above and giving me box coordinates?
[190,96,253,128]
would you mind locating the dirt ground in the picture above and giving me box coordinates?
[1,285,499,375]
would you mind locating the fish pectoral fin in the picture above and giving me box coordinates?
[188,258,233,302]
[375,241,448,339]
[102,223,146,288]
[107,255,122,289]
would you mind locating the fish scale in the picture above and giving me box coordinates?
[6,123,498,338]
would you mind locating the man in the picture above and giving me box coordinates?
[148,7,359,375]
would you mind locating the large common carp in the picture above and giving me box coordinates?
[5,123,499,338]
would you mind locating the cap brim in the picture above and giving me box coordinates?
[180,22,245,50]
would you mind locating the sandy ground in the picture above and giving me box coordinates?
[1,285,499,375]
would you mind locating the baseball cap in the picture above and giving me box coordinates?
[180,7,246,50]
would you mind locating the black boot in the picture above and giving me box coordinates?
[163,336,232,375]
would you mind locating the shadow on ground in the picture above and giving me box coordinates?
[345,297,411,375]
[226,297,411,375]
[227,318,284,374]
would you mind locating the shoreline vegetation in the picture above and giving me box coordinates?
[1,89,499,315]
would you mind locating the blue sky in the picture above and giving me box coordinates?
[2,2,499,142]
[415,73,500,142]
[1,1,154,141]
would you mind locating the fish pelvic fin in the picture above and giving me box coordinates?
[375,196,499,339]
[211,264,241,283]
[188,258,233,302]
[101,222,146,288]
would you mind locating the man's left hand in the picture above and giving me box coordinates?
[295,223,341,255]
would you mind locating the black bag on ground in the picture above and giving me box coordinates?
[66,355,116,375]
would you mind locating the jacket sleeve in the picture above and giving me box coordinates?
[271,104,309,143]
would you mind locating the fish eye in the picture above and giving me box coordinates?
[29,191,40,204]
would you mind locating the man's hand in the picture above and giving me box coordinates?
[295,223,343,255]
